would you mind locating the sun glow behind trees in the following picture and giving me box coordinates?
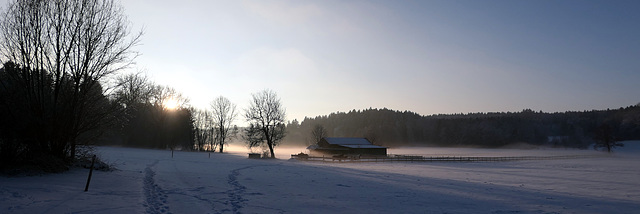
[154,86,189,111]
[163,97,181,110]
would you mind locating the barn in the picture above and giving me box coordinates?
[307,137,387,156]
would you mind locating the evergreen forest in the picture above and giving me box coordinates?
[284,106,640,148]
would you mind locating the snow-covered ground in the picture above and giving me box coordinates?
[2,142,639,214]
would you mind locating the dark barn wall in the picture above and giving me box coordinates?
[351,148,387,156]
[310,147,387,156]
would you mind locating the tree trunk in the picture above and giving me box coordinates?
[267,142,275,158]
[70,142,76,161]
[218,127,225,153]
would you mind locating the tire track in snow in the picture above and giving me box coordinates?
[143,160,170,214]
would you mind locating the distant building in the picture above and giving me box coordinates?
[307,137,387,156]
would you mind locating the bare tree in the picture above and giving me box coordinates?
[192,108,215,151]
[243,123,264,149]
[113,73,188,112]
[309,124,327,145]
[244,89,286,158]
[0,0,141,162]
[150,86,189,111]
[594,123,623,153]
[114,72,154,109]
[210,96,237,153]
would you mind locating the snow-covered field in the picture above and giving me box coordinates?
[2,142,639,214]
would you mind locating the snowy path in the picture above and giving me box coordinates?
[2,145,640,213]
[143,160,169,213]
[227,165,273,213]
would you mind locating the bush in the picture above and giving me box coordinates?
[73,146,115,171]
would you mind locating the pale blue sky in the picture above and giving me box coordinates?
[118,0,640,122]
[6,0,637,123]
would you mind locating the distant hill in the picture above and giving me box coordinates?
[283,105,640,148]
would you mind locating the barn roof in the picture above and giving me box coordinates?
[340,144,386,149]
[324,137,371,145]
[323,138,386,148]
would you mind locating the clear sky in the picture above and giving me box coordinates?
[17,0,640,123]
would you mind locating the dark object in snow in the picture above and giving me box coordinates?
[291,153,309,160]
[248,153,261,159]
[73,147,114,171]
[84,155,96,192]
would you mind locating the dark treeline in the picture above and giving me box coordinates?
[285,106,640,148]
[116,105,193,150]
[0,62,119,170]
[0,62,195,171]
[0,0,142,172]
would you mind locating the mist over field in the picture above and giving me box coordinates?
[226,141,607,159]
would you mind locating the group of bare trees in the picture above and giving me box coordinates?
[109,73,289,157]
[192,89,288,158]
[0,0,140,169]
[192,96,238,153]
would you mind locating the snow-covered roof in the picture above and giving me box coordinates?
[340,144,386,149]
[324,137,374,145]
[320,138,387,149]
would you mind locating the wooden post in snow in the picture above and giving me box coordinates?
[84,155,96,192]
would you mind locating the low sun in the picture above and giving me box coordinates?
[163,97,180,110]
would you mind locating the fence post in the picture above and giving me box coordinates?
[84,155,96,192]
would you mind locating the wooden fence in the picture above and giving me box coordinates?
[290,154,601,163]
